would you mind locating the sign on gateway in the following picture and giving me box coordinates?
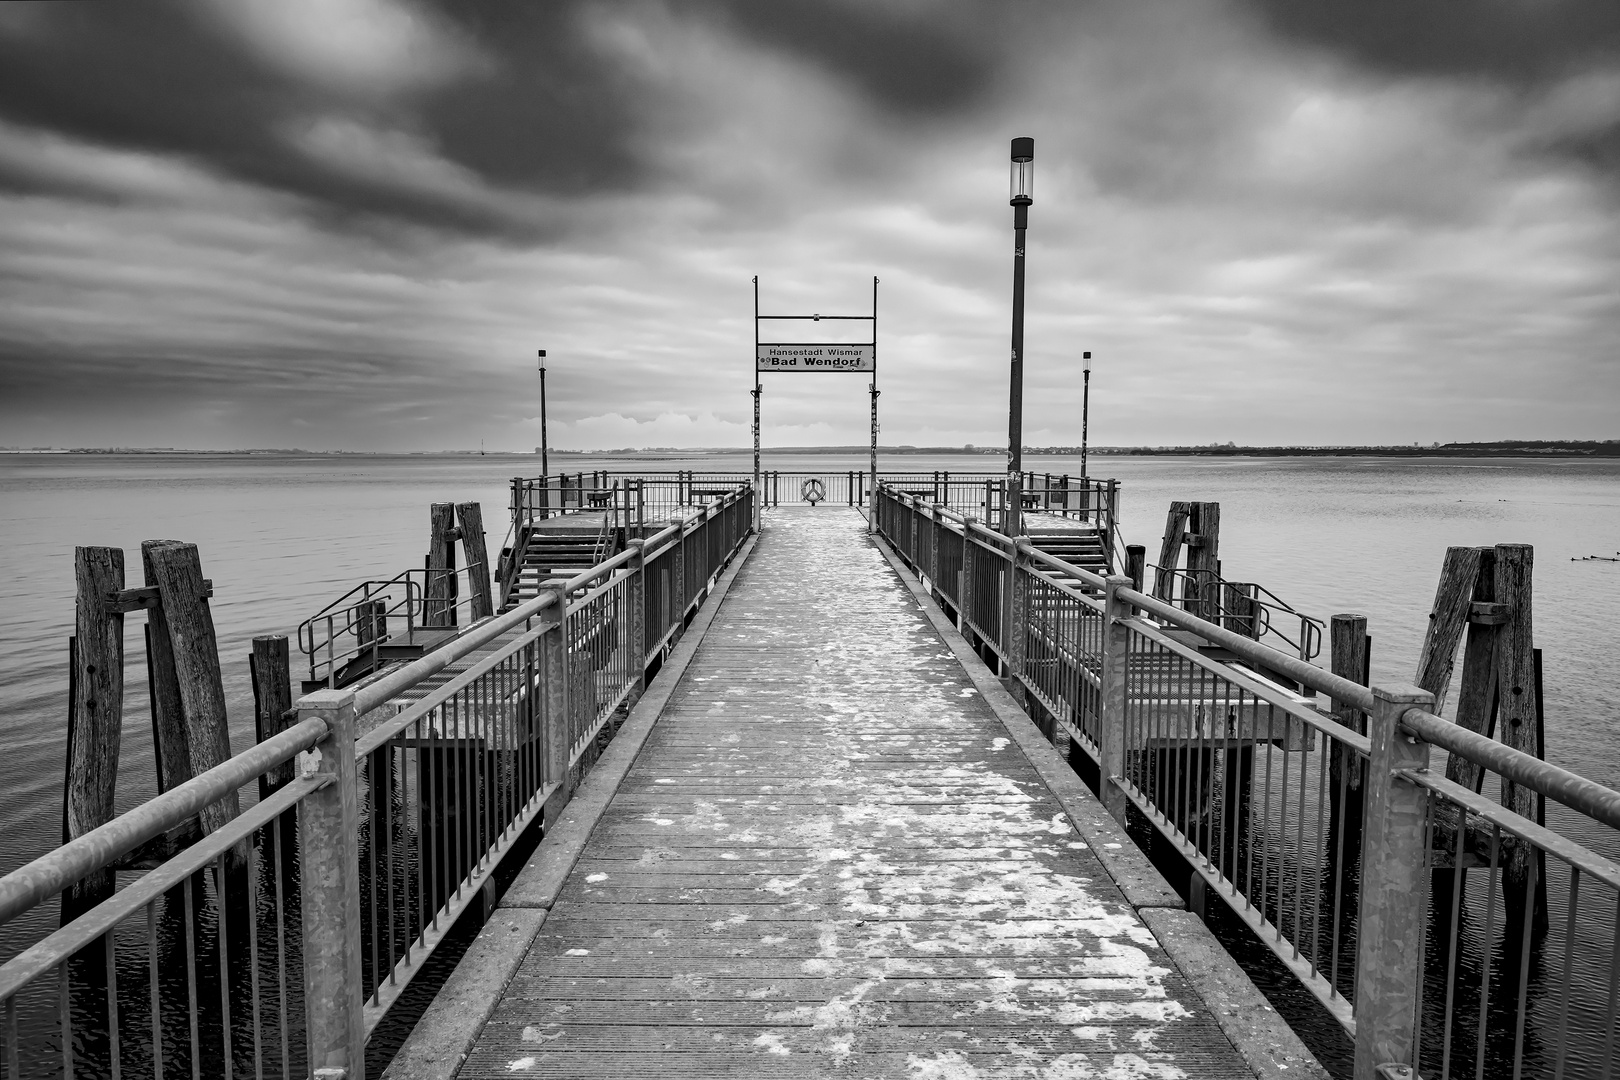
[756,345,875,372]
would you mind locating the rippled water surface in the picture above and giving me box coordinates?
[0,450,1616,1075]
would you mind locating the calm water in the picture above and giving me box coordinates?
[1,451,1617,1074]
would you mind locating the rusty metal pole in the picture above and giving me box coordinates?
[1099,574,1132,825]
[296,688,364,1080]
[1354,682,1434,1080]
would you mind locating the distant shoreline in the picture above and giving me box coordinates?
[3,439,1616,459]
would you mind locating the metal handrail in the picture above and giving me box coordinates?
[1149,561,1326,661]
[0,716,329,928]
[878,483,1620,831]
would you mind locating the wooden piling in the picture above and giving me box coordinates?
[1152,502,1191,604]
[1494,544,1545,933]
[65,546,126,913]
[250,636,296,800]
[456,502,494,621]
[426,502,457,628]
[1444,548,1499,795]
[142,540,241,853]
[1185,502,1221,622]
[1327,613,1369,862]
[1125,545,1146,596]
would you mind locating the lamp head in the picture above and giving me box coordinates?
[1083,350,1091,375]
[537,349,546,371]
[1009,136,1034,206]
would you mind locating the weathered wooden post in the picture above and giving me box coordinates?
[456,502,494,621]
[65,547,126,914]
[250,635,296,801]
[425,502,457,628]
[1152,502,1191,605]
[1354,683,1433,1080]
[1185,502,1221,622]
[1327,614,1370,862]
[1098,574,1132,825]
[143,540,242,858]
[1222,582,1258,638]
[1125,545,1146,599]
[295,688,365,1080]
[1493,544,1544,933]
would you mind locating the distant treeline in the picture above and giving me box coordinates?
[1107,440,1620,458]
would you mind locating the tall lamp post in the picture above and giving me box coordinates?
[537,349,549,518]
[1080,350,1092,483]
[1006,136,1034,537]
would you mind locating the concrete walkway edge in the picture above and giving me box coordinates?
[381,534,760,1080]
[868,530,1330,1080]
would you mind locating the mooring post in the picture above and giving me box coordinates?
[1124,544,1146,602]
[250,635,296,801]
[1328,615,1370,862]
[455,502,494,621]
[1098,574,1132,825]
[425,502,457,627]
[1493,543,1544,933]
[65,546,125,913]
[142,540,242,862]
[1354,682,1433,1080]
[296,688,364,1080]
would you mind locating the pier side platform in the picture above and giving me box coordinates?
[392,508,1319,1079]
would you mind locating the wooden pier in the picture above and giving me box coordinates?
[400,509,1298,1078]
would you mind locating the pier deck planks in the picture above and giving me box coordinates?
[457,508,1252,1078]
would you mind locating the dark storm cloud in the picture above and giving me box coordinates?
[1247,0,1620,83]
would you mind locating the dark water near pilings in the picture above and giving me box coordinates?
[2,451,1618,1074]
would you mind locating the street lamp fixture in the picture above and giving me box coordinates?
[537,350,549,483]
[1080,350,1093,484]
[1006,136,1034,536]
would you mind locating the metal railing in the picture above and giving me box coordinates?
[1150,562,1326,664]
[0,484,754,1078]
[297,561,487,689]
[875,483,1620,1080]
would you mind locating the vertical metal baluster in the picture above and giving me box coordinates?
[1601,890,1620,1077]
[272,817,288,1080]
[1309,725,1329,978]
[366,749,379,1001]
[1411,787,1435,1072]
[248,843,261,1080]
[59,961,72,1080]
[215,858,232,1080]
[386,740,398,988]
[1276,713,1294,942]
[428,714,441,931]
[1291,715,1309,958]
[184,875,199,1080]
[1328,740,1349,997]
[1551,866,1578,1080]
[5,992,19,1079]
[1243,702,1260,914]
[1440,803,1467,1080]
[1259,705,1277,931]
[1509,844,1538,1080]
[105,925,121,1080]
[1474,823,1502,1080]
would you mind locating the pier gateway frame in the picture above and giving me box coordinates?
[752,276,879,532]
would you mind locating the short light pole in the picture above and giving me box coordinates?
[537,349,549,518]
[1006,136,1034,537]
[1080,350,1092,483]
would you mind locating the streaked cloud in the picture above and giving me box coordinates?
[0,0,1615,451]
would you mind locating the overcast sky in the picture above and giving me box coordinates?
[1,1,1617,451]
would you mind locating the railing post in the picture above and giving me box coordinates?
[1354,683,1434,1080]
[959,517,977,636]
[296,688,364,1080]
[671,515,688,626]
[1099,575,1132,824]
[538,584,573,803]
[626,539,646,707]
[928,502,942,593]
[1004,539,1029,709]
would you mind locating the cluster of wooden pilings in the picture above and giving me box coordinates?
[65,542,275,917]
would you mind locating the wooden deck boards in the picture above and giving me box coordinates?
[458,508,1253,1078]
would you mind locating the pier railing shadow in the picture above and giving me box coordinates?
[875,483,1620,1080]
[0,485,755,1079]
